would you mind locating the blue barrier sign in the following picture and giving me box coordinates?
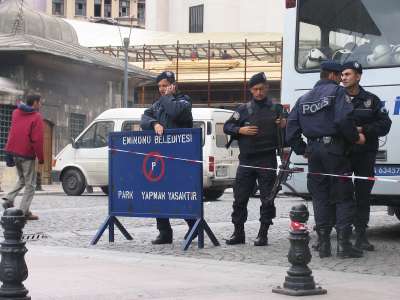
[91,128,219,250]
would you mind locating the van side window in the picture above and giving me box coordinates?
[122,121,142,132]
[216,123,239,148]
[77,121,114,148]
[193,121,205,146]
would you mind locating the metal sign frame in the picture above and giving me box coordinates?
[91,128,219,250]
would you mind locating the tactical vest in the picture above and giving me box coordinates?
[238,102,279,155]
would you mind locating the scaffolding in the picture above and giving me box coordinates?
[92,39,283,107]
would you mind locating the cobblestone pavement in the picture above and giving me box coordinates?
[3,189,400,277]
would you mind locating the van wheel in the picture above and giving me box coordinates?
[101,186,109,195]
[394,207,400,221]
[61,169,86,196]
[204,189,224,201]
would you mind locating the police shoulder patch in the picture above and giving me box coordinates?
[364,98,372,108]
[232,111,240,120]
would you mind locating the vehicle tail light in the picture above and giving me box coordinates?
[52,159,57,167]
[208,156,215,172]
[286,0,296,9]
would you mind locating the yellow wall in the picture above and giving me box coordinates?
[45,0,140,23]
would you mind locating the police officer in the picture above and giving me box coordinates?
[286,61,365,259]
[140,71,195,244]
[341,61,391,251]
[224,72,286,246]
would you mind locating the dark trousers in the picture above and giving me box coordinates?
[156,218,196,232]
[307,141,355,230]
[232,154,277,225]
[350,151,376,229]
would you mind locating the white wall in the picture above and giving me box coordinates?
[146,0,284,33]
[145,0,170,31]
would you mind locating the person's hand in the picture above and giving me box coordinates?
[355,133,366,145]
[276,118,287,128]
[239,126,258,136]
[154,123,164,135]
[165,84,176,96]
[357,126,363,133]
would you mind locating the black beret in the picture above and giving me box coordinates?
[156,71,176,84]
[342,61,363,74]
[320,60,342,72]
[249,72,267,88]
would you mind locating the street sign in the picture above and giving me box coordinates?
[91,128,219,250]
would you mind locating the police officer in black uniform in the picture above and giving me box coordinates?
[286,61,365,259]
[341,61,392,251]
[224,72,287,246]
[140,71,195,244]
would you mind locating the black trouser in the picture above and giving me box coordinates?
[156,218,195,232]
[350,151,376,229]
[232,153,277,225]
[307,140,355,230]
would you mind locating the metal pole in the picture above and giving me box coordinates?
[243,39,248,103]
[176,40,180,82]
[123,37,130,108]
[208,40,211,107]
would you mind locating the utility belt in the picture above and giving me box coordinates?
[308,136,351,156]
[308,136,340,145]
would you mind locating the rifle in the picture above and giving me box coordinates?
[265,148,293,205]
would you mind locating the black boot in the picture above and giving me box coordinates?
[254,223,269,246]
[151,230,173,244]
[317,227,332,258]
[337,228,363,258]
[355,227,374,251]
[226,224,245,245]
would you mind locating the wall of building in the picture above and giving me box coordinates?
[145,0,284,33]
[0,53,129,156]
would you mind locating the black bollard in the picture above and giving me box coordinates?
[272,204,327,296]
[0,208,30,300]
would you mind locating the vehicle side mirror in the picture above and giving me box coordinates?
[71,138,79,149]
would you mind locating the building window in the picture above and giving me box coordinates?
[119,0,130,17]
[52,0,64,16]
[94,0,101,17]
[104,0,112,18]
[138,0,145,26]
[189,4,204,33]
[0,105,15,161]
[75,0,87,16]
[69,113,86,139]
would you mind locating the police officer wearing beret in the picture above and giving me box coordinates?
[141,71,195,244]
[286,61,365,259]
[224,72,287,246]
[341,61,391,251]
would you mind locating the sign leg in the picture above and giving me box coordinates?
[203,220,220,246]
[109,216,115,243]
[91,216,113,245]
[198,219,204,249]
[182,219,201,251]
[114,217,133,240]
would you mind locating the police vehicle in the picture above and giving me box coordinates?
[282,0,400,219]
[52,108,239,200]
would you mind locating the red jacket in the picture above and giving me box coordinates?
[5,104,44,163]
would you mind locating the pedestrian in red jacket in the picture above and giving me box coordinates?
[2,94,44,220]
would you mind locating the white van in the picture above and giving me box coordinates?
[53,108,240,199]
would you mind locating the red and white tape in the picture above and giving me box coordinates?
[110,148,400,184]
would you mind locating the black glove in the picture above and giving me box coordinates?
[5,153,15,167]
